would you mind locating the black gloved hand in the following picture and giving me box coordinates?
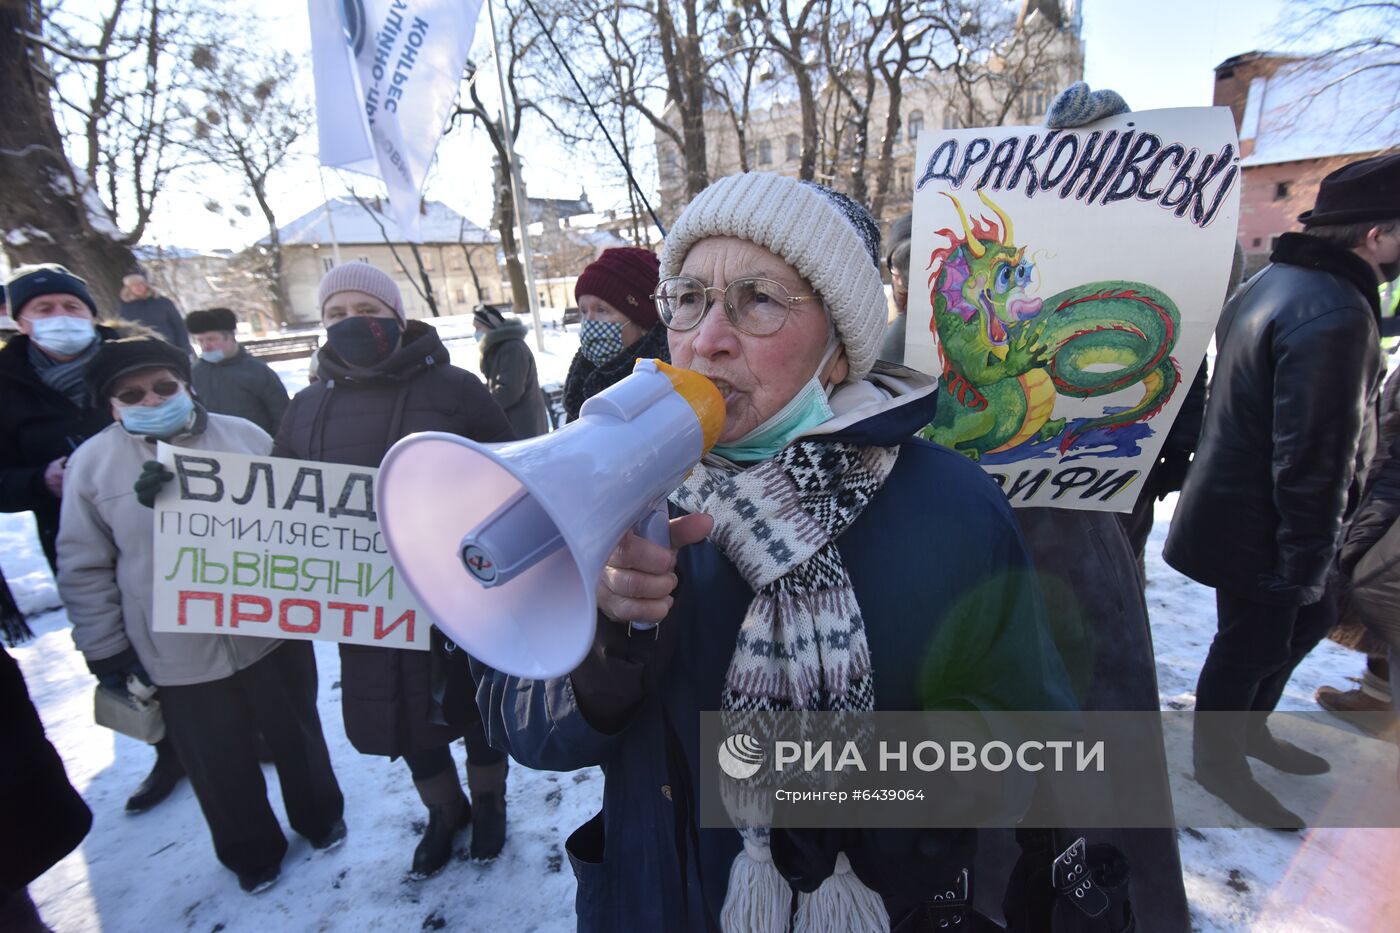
[91,648,154,695]
[134,460,175,508]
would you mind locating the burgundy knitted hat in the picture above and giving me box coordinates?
[574,247,660,328]
[317,261,406,321]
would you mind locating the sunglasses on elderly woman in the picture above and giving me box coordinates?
[652,275,819,337]
[113,379,182,406]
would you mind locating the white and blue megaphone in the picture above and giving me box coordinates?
[377,359,724,679]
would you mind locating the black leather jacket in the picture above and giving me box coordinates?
[1164,233,1383,606]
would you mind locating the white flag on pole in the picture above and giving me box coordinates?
[308,0,484,242]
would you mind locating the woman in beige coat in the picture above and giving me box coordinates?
[58,336,345,895]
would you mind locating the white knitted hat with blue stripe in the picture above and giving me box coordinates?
[659,172,887,382]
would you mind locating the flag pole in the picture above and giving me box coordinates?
[486,0,545,351]
[316,166,343,265]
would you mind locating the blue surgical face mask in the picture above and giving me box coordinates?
[200,348,226,363]
[712,339,839,463]
[31,317,97,356]
[580,319,626,366]
[118,390,196,439]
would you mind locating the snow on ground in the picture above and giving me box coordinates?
[4,317,1398,930]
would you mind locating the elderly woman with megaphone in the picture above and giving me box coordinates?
[473,173,1076,932]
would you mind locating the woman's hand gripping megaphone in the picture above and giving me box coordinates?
[596,359,723,625]
[597,512,714,624]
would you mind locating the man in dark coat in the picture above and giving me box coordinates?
[1,647,91,929]
[0,264,186,817]
[473,307,548,438]
[878,212,912,365]
[186,307,289,436]
[274,261,515,875]
[1164,153,1400,826]
[118,273,189,349]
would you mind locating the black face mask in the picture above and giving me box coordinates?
[326,316,402,367]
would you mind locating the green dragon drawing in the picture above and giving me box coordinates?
[919,190,1181,461]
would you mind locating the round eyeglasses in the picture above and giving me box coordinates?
[651,275,818,337]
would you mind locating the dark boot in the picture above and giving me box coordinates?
[466,759,508,861]
[237,864,280,895]
[1194,711,1303,830]
[1246,725,1330,775]
[0,889,52,933]
[126,737,185,813]
[411,767,470,878]
[1194,762,1304,830]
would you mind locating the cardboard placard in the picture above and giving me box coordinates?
[905,108,1241,511]
[151,443,429,650]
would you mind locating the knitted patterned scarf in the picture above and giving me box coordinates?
[672,439,899,933]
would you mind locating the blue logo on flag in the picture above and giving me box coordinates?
[338,0,366,55]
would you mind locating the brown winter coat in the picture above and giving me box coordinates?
[273,320,513,757]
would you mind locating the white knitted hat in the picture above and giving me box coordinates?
[659,172,887,382]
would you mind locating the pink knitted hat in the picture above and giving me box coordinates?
[317,261,406,321]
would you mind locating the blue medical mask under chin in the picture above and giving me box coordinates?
[31,317,97,356]
[580,319,626,366]
[200,348,226,363]
[118,390,196,439]
[712,339,839,464]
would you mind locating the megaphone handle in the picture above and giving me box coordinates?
[629,503,671,633]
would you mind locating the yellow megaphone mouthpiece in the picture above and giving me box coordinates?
[650,358,726,454]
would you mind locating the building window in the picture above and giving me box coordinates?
[908,110,924,140]
[1020,87,1051,122]
[1252,237,1262,248]
[785,134,799,161]
[1274,182,1290,200]
[758,138,772,166]
[893,125,902,144]
[321,257,335,273]
[942,111,960,130]
[1270,236,1283,251]
[898,167,911,193]
[455,288,467,304]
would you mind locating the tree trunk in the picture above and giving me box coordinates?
[249,178,287,327]
[794,59,819,182]
[656,0,709,200]
[870,78,904,221]
[493,157,529,311]
[407,243,439,316]
[0,5,136,315]
[460,244,485,304]
[846,69,877,206]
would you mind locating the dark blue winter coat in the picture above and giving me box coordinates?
[473,373,1075,931]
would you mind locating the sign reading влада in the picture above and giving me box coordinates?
[151,442,428,650]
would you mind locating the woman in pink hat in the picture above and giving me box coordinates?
[274,262,515,876]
